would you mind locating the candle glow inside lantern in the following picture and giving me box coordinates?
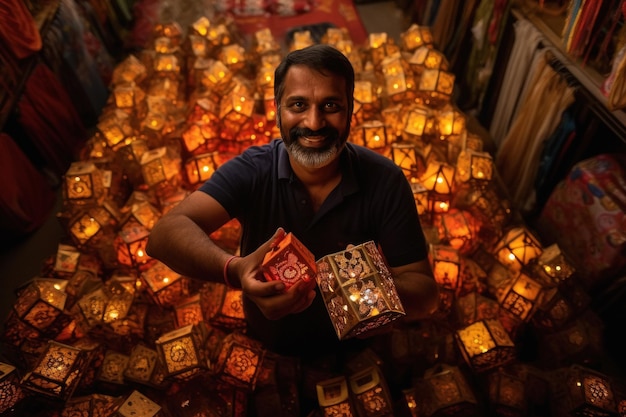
[155,323,209,380]
[201,283,247,331]
[381,54,413,102]
[494,227,543,274]
[353,120,388,151]
[316,241,405,340]
[417,68,455,107]
[213,332,265,391]
[13,279,68,333]
[262,232,317,291]
[20,341,92,401]
[391,141,425,181]
[400,23,434,52]
[429,244,460,291]
[184,151,221,186]
[497,272,545,322]
[140,146,181,188]
[0,362,25,414]
[64,161,106,207]
[316,376,356,416]
[97,109,134,149]
[141,261,189,308]
[114,224,151,268]
[455,319,516,372]
[174,294,204,327]
[555,365,618,417]
[536,243,576,284]
[455,149,494,184]
[436,209,477,255]
[200,59,233,95]
[402,104,432,140]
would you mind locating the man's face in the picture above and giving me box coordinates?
[277,65,351,169]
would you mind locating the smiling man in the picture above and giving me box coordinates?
[146,43,438,414]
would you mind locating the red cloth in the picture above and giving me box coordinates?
[0,0,42,58]
[0,133,55,241]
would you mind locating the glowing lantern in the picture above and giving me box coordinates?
[141,261,189,308]
[290,30,314,51]
[213,332,266,391]
[391,141,425,181]
[13,279,68,334]
[184,151,220,186]
[352,120,389,151]
[455,149,493,184]
[114,224,151,268]
[494,227,543,274]
[455,319,516,372]
[417,68,455,107]
[400,23,434,52]
[316,376,356,416]
[349,366,394,417]
[140,146,181,188]
[429,244,460,291]
[0,362,25,413]
[219,43,246,73]
[156,323,209,380]
[497,271,545,322]
[63,161,106,207]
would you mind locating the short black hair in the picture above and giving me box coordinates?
[274,44,355,116]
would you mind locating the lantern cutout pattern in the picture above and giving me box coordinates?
[455,149,493,184]
[115,390,161,417]
[0,363,25,414]
[316,376,356,417]
[201,283,246,330]
[156,323,209,380]
[553,365,618,417]
[316,241,405,340]
[64,161,106,207]
[418,364,479,417]
[98,350,130,385]
[124,343,168,388]
[213,332,265,391]
[455,319,516,373]
[494,227,543,274]
[349,366,394,417]
[114,224,151,268]
[20,341,92,401]
[497,272,545,322]
[429,244,460,292]
[262,232,317,291]
[141,261,189,308]
[13,279,68,335]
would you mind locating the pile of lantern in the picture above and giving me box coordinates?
[0,14,624,417]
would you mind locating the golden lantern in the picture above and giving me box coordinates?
[219,43,246,73]
[402,104,432,141]
[111,54,146,85]
[400,23,434,52]
[381,53,413,102]
[13,278,68,334]
[213,332,266,391]
[455,319,516,372]
[494,227,543,274]
[140,146,181,188]
[391,141,425,181]
[201,282,247,331]
[153,53,181,74]
[436,208,477,255]
[191,16,211,37]
[20,340,92,401]
[455,149,493,184]
[67,208,112,249]
[455,292,500,327]
[409,45,449,74]
[381,103,403,139]
[290,30,314,51]
[497,271,545,322]
[453,182,512,237]
[116,390,162,417]
[316,376,357,416]
[154,21,183,43]
[181,121,220,155]
[188,34,208,57]
[352,120,388,151]
[200,59,233,95]
[316,241,405,340]
[253,28,281,56]
[120,200,161,232]
[114,224,151,268]
[419,162,455,216]
[367,32,400,67]
[141,261,189,308]
[535,243,576,284]
[411,181,429,216]
[429,244,460,292]
[553,365,618,417]
[219,83,255,140]
[98,350,130,385]
[124,343,168,388]
[63,161,106,207]
[417,364,479,417]
[184,151,220,186]
[336,39,363,73]
[174,294,205,327]
[113,82,144,109]
[322,27,351,44]
[436,106,466,138]
[353,80,380,120]
[0,362,25,414]
[263,85,277,122]
[155,323,209,380]
[487,369,527,417]
[417,68,455,107]
[60,393,119,417]
[349,366,394,417]
[256,53,280,89]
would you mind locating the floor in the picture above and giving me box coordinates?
[0,0,409,328]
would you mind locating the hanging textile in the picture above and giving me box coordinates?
[495,54,576,214]
[489,18,545,146]
[0,0,42,59]
[431,0,461,51]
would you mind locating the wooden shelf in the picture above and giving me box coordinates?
[512,5,626,142]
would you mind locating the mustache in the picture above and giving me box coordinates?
[290,126,338,139]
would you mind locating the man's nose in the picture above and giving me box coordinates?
[303,107,325,131]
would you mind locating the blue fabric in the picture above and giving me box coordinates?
[200,139,428,356]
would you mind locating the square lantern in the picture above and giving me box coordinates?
[400,23,434,52]
[417,68,455,107]
[455,292,500,327]
[411,182,429,216]
[13,279,68,335]
[381,54,413,103]
[497,271,545,323]
[409,45,449,74]
[21,341,92,401]
[436,106,466,138]
[98,350,130,386]
[184,151,220,186]
[316,376,356,416]
[367,32,400,67]
[219,83,254,127]
[181,121,220,156]
[124,344,168,388]
[0,362,25,414]
[349,366,394,417]
[219,43,246,73]
[455,149,494,184]
[391,141,425,181]
[494,227,543,275]
[418,364,479,417]
[64,161,106,207]
[316,241,405,340]
[190,16,211,37]
[140,146,181,188]
[554,365,618,417]
[113,390,161,417]
[61,394,119,417]
[174,294,205,327]
[141,261,189,308]
[111,54,146,85]
[201,282,247,331]
[455,319,516,373]
[201,60,233,96]
[352,120,388,151]
[420,161,455,195]
[120,200,161,233]
[290,30,314,51]
[97,109,134,149]
[156,323,209,380]
[213,332,266,391]
[435,209,477,255]
[262,232,317,291]
[487,369,527,417]
[535,243,576,285]
[67,205,118,249]
[429,244,460,292]
[254,28,281,55]
[402,104,432,141]
[114,224,151,268]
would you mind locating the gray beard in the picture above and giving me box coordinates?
[284,140,342,169]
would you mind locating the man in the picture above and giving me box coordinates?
[146,43,438,409]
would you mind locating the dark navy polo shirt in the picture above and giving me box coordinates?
[199,139,427,357]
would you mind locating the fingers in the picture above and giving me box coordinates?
[248,280,316,320]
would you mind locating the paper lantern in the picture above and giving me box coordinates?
[420,161,455,195]
[156,323,209,380]
[497,271,545,322]
[400,23,434,52]
[417,68,455,107]
[316,376,356,417]
[553,365,618,417]
[436,106,466,139]
[381,53,414,102]
[253,28,281,55]
[124,344,168,388]
[213,332,265,391]
[184,151,220,186]
[174,294,205,327]
[316,241,405,340]
[455,319,516,372]
[349,366,394,417]
[21,341,92,401]
[120,200,161,232]
[13,279,68,334]
[0,362,25,414]
[391,141,425,181]
[140,146,181,188]
[487,369,527,417]
[455,292,500,327]
[111,54,146,85]
[200,59,233,96]
[535,243,576,285]
[114,390,161,417]
[201,283,247,331]
[219,43,246,73]
[262,232,317,291]
[455,149,493,184]
[97,109,134,148]
[289,30,314,51]
[429,244,460,292]
[418,364,479,417]
[114,224,151,268]
[494,227,543,274]
[63,161,106,207]
[409,45,449,73]
[98,350,130,385]
[352,120,389,151]
[402,104,432,140]
[367,32,400,67]
[61,394,119,417]
[141,261,189,308]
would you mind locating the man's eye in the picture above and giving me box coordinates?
[324,103,340,112]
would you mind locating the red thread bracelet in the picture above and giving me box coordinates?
[223,255,239,288]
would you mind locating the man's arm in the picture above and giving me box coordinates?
[389,260,440,322]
